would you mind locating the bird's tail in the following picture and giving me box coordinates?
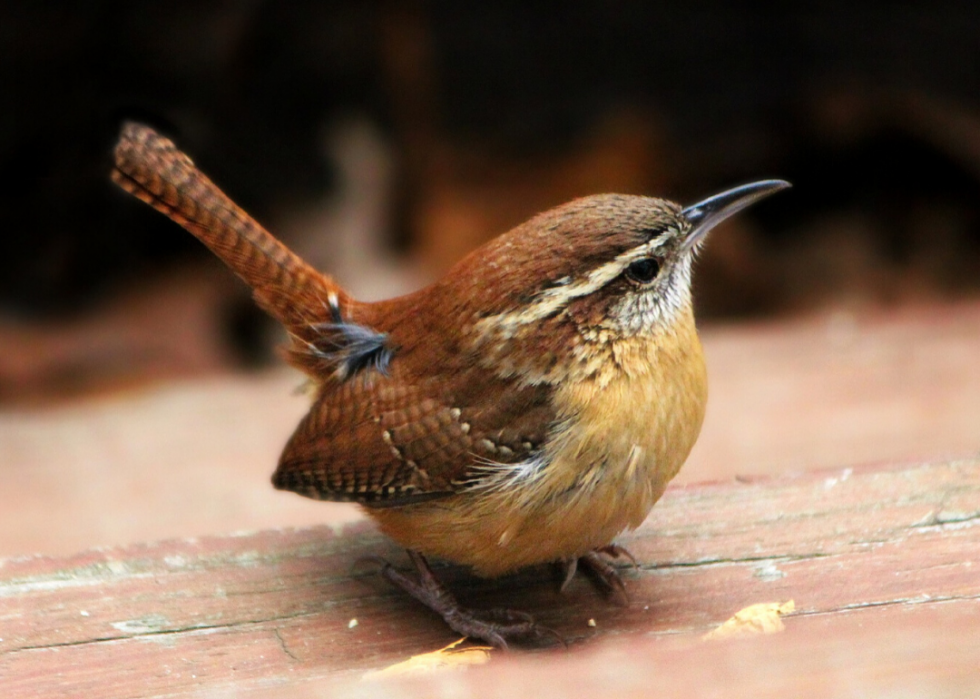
[111,122,351,336]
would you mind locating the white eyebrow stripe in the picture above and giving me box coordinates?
[474,229,678,338]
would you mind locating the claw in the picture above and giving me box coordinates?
[559,545,638,606]
[596,544,639,569]
[558,557,579,593]
[378,550,564,649]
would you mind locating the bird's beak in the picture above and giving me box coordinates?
[681,179,791,251]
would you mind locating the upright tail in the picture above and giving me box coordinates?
[111,122,352,337]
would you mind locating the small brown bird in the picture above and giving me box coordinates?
[112,122,788,647]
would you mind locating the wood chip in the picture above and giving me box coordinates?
[364,639,492,679]
[702,601,795,641]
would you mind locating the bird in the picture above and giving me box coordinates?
[111,121,789,647]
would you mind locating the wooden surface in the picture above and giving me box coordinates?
[2,458,978,698]
[3,300,980,558]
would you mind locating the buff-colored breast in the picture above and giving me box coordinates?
[370,307,707,577]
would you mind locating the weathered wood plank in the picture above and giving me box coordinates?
[339,601,980,699]
[1,459,978,698]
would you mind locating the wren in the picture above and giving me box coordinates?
[112,122,788,647]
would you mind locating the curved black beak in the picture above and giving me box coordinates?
[681,179,791,251]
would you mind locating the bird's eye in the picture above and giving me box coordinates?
[625,258,661,284]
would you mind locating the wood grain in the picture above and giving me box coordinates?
[1,458,977,697]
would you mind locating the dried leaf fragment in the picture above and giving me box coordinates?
[702,600,795,641]
[364,638,492,679]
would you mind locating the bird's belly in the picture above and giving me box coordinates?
[372,339,707,576]
[371,431,685,576]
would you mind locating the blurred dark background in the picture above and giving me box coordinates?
[4,1,980,402]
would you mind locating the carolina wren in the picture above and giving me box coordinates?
[112,122,788,647]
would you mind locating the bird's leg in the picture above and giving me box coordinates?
[559,544,638,605]
[379,550,562,649]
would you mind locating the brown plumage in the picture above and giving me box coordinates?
[112,122,788,646]
[111,122,357,375]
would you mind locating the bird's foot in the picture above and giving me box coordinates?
[559,544,638,605]
[378,550,563,649]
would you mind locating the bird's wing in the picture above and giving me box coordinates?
[272,362,555,507]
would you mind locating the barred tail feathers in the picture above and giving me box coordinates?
[111,122,350,335]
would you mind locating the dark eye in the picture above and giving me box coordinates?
[625,258,661,284]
